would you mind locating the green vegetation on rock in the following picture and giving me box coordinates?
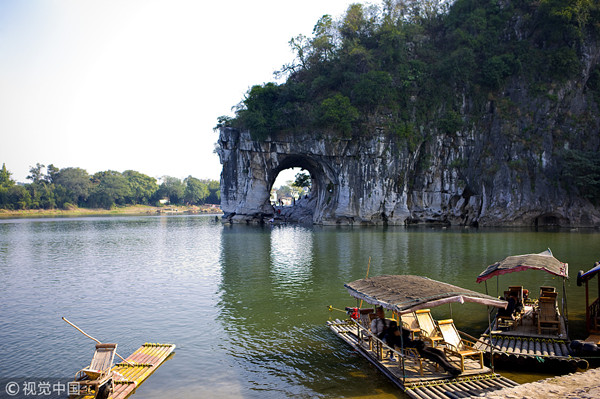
[218,0,599,145]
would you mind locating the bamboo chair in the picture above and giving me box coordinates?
[401,312,420,340]
[73,343,118,397]
[540,286,556,297]
[415,309,443,347]
[537,296,560,335]
[357,309,375,346]
[437,319,484,372]
[358,309,375,330]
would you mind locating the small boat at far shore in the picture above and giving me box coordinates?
[327,274,518,399]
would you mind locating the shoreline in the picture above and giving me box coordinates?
[0,205,222,219]
[480,367,600,398]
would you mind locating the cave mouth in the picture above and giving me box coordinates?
[534,213,563,227]
[267,156,324,224]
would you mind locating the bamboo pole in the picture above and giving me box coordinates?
[62,317,134,365]
[359,257,371,309]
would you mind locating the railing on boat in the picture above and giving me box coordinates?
[348,317,427,383]
[588,297,600,333]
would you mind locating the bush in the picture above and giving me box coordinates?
[438,110,463,135]
[562,149,600,203]
[316,94,359,136]
[352,70,394,111]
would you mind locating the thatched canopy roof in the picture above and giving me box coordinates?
[476,249,568,283]
[344,275,507,315]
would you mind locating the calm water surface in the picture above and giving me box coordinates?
[0,215,599,398]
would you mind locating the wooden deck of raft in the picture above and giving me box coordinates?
[327,319,518,399]
[73,343,176,399]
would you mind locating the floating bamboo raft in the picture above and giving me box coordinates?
[474,334,588,370]
[328,319,518,399]
[475,307,589,371]
[72,343,176,399]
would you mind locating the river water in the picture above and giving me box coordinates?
[0,215,598,398]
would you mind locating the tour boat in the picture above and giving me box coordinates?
[327,274,517,399]
[474,249,588,371]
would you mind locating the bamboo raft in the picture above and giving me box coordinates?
[475,306,588,371]
[328,319,518,399]
[71,343,176,399]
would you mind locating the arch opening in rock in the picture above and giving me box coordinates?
[266,155,327,224]
[271,167,311,207]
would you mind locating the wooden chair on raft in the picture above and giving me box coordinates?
[437,319,484,372]
[415,309,444,347]
[537,294,561,335]
[540,286,556,297]
[72,343,118,399]
[358,308,375,330]
[401,312,420,340]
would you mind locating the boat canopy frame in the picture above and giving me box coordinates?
[476,248,568,283]
[343,274,507,377]
[476,248,569,338]
[345,275,508,315]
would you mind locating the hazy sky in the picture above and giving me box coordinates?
[0,0,362,183]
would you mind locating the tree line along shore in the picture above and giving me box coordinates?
[0,163,221,212]
[0,204,222,218]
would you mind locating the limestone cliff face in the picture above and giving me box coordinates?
[217,43,600,227]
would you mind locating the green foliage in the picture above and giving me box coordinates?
[352,70,395,111]
[89,171,132,209]
[482,54,516,89]
[184,176,210,205]
[214,115,233,131]
[293,172,312,189]
[205,179,221,204]
[27,163,46,184]
[0,163,14,187]
[276,184,292,199]
[0,163,219,210]
[391,121,421,151]
[236,83,284,140]
[157,176,185,205]
[7,185,32,210]
[587,66,600,103]
[123,170,157,205]
[438,110,463,135]
[221,0,598,143]
[562,149,600,203]
[317,93,359,136]
[53,167,91,206]
[28,182,56,209]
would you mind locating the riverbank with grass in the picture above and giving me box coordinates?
[0,204,222,218]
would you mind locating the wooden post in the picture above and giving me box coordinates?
[586,279,590,332]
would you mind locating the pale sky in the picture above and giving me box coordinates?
[0,0,363,183]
